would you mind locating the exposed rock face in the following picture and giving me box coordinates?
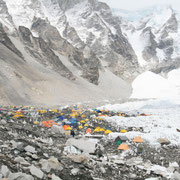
[31,18,100,84]
[18,25,75,80]
[0,23,23,59]
[141,27,158,61]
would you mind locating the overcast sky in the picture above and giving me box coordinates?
[100,0,180,10]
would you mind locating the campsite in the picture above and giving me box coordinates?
[0,100,180,179]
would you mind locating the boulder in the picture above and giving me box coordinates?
[29,165,44,179]
[68,154,88,164]
[0,165,11,178]
[25,146,37,153]
[51,125,65,134]
[8,172,34,180]
[40,157,63,173]
[66,138,98,154]
[52,174,62,180]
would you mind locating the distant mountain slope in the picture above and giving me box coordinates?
[117,5,180,74]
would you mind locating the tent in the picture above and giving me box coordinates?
[118,144,129,150]
[86,128,92,134]
[105,130,112,134]
[133,136,143,143]
[121,129,127,133]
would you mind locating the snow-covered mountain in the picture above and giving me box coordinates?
[0,0,136,105]
[118,5,180,74]
[0,0,180,105]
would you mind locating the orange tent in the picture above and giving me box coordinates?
[86,128,92,134]
[118,144,129,150]
[63,125,70,130]
[133,136,143,143]
[41,120,57,128]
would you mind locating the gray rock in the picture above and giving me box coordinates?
[157,138,170,145]
[40,157,62,173]
[0,119,6,125]
[172,171,180,180]
[52,174,62,180]
[71,168,80,175]
[25,145,37,153]
[100,167,106,174]
[66,138,98,154]
[0,165,11,178]
[29,165,44,179]
[14,156,30,166]
[68,154,88,164]
[8,172,34,180]
[51,125,65,134]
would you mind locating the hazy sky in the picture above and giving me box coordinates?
[100,0,180,10]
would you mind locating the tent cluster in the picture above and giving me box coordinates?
[115,135,144,152]
[0,105,150,140]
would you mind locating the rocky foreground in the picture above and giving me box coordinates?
[0,105,180,180]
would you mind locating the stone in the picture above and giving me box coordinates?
[40,157,62,173]
[16,142,24,151]
[8,172,34,180]
[0,120,6,125]
[157,138,170,145]
[25,146,37,153]
[52,174,62,180]
[71,168,80,176]
[14,156,30,166]
[172,171,180,180]
[66,138,98,154]
[51,125,65,134]
[0,165,11,178]
[68,154,88,164]
[31,154,38,160]
[29,165,44,179]
[100,167,106,174]
[169,162,179,168]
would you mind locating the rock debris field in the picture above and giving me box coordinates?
[0,102,180,180]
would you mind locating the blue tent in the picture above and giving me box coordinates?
[57,115,65,121]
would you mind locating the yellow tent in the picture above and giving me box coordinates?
[99,128,105,132]
[121,129,127,133]
[38,110,47,114]
[50,109,58,113]
[105,130,112,134]
[34,121,39,125]
[84,124,89,127]
[93,127,101,132]
[79,126,83,129]
[85,119,89,122]
[81,115,86,118]
[80,120,85,123]
[94,127,105,132]
[13,115,24,118]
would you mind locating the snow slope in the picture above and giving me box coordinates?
[131,71,179,99]
[98,99,180,146]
